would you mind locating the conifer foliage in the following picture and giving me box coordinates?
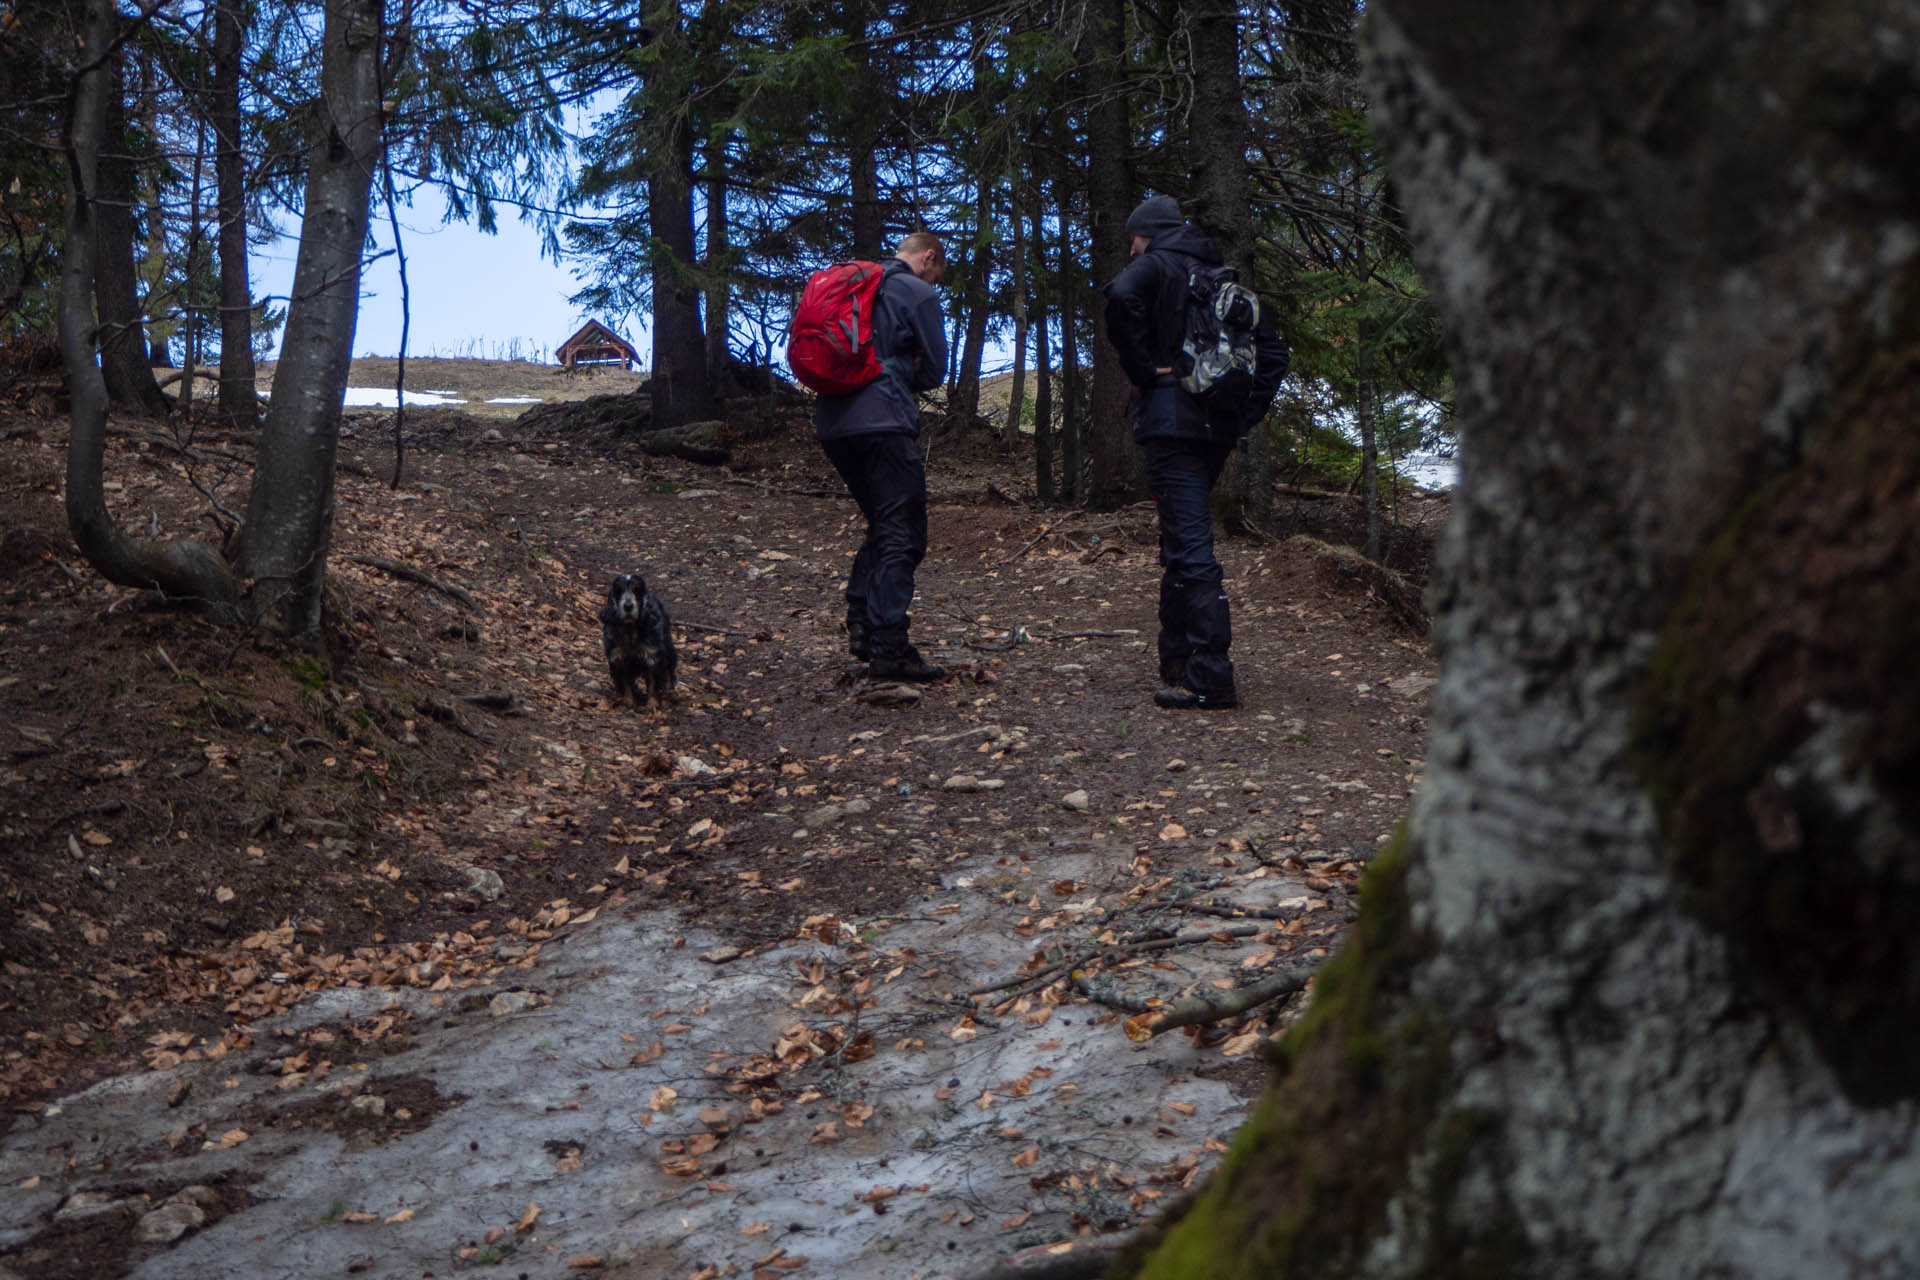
[6,0,1445,637]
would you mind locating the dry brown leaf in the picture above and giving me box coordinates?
[1220,1029,1263,1056]
[650,1085,678,1111]
[385,1208,415,1224]
[631,1040,666,1065]
[743,1220,772,1235]
[341,1211,379,1224]
[1167,1101,1197,1116]
[1010,1146,1040,1168]
[565,1256,605,1269]
[515,1201,542,1233]
[1002,1210,1033,1229]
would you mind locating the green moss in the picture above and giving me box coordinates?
[285,654,329,693]
[1118,829,1524,1280]
[1629,352,1920,1107]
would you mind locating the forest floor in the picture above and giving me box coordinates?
[0,366,1444,1280]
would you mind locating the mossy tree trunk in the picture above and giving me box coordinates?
[1123,1,1920,1275]
[61,0,237,617]
[237,0,388,640]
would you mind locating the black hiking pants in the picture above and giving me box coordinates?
[1145,438,1236,697]
[822,432,928,658]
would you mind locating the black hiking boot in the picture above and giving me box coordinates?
[846,610,872,662]
[1159,657,1187,689]
[1153,685,1238,711]
[868,645,947,683]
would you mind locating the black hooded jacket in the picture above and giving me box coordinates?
[1102,223,1288,443]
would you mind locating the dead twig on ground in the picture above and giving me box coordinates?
[971,925,1263,1009]
[416,696,483,739]
[1072,962,1316,1036]
[722,476,839,499]
[460,691,519,714]
[346,555,479,611]
[960,1232,1137,1280]
[991,510,1081,569]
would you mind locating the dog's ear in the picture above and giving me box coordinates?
[633,577,648,597]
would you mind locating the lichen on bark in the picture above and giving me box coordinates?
[1631,350,1920,1107]
[1113,833,1526,1279]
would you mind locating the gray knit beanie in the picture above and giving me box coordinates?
[1124,194,1183,238]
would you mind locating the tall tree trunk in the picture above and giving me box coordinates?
[1003,186,1028,443]
[137,49,174,369]
[843,0,885,259]
[704,136,730,393]
[179,113,208,412]
[61,0,235,613]
[1122,2,1920,1275]
[212,0,256,430]
[1055,150,1085,505]
[238,0,387,640]
[948,170,993,429]
[1192,0,1273,535]
[643,0,714,432]
[1356,315,1379,561]
[1030,187,1053,502]
[94,50,170,418]
[1082,0,1138,510]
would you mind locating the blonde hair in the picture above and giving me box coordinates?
[897,230,945,261]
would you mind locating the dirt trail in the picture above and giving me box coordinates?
[0,400,1438,1278]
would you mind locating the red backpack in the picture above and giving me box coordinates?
[787,260,889,395]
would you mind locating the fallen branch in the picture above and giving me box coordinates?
[722,476,840,499]
[991,510,1081,569]
[1180,900,1321,922]
[416,696,483,738]
[346,555,479,611]
[104,424,251,464]
[961,1232,1138,1280]
[970,925,1263,1006]
[1074,963,1315,1036]
[461,690,519,713]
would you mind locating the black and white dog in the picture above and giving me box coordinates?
[599,573,677,710]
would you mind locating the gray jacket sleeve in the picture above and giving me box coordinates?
[883,278,944,395]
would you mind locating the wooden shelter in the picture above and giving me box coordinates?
[556,320,638,370]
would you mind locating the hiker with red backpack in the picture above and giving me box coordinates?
[1103,195,1289,711]
[789,231,950,683]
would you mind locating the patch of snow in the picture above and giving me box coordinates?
[340,387,467,408]
[485,396,542,404]
[1397,454,1457,490]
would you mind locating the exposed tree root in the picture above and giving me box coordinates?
[346,554,479,611]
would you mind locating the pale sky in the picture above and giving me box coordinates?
[250,185,644,365]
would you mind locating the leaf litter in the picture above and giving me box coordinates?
[0,385,1440,1278]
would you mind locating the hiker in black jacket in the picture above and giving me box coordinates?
[816,231,950,683]
[1103,195,1288,710]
